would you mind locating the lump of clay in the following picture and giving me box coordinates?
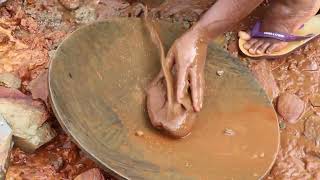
[74,168,105,180]
[145,18,196,138]
[0,87,56,152]
[147,74,196,138]
[277,93,305,124]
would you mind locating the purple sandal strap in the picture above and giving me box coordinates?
[251,21,314,42]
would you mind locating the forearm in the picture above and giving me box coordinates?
[192,0,264,42]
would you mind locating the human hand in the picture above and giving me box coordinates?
[165,28,208,112]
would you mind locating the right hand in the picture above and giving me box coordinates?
[165,27,208,112]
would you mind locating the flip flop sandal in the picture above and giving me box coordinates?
[239,14,320,58]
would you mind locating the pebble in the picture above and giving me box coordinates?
[279,121,286,130]
[59,0,80,10]
[135,130,144,137]
[223,128,235,136]
[216,70,224,76]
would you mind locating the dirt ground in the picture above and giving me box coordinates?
[2,0,320,179]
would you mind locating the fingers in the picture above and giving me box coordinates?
[176,65,188,104]
[165,47,175,70]
[190,67,204,112]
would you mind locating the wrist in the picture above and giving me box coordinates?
[188,23,210,44]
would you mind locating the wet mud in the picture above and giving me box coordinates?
[2,0,320,179]
[145,15,196,138]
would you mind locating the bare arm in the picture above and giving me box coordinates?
[193,0,264,41]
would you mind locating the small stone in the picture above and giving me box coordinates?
[51,157,64,172]
[135,130,144,137]
[223,128,235,136]
[74,168,105,180]
[277,93,305,124]
[59,0,80,10]
[27,70,49,104]
[0,72,21,89]
[279,121,286,130]
[310,94,320,107]
[302,61,318,71]
[216,70,224,76]
[252,154,258,159]
[259,153,265,158]
[0,114,13,179]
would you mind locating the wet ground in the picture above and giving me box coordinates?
[2,0,320,179]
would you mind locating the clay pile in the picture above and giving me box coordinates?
[145,16,196,138]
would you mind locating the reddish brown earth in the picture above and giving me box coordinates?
[2,0,320,179]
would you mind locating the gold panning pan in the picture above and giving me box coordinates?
[49,18,280,179]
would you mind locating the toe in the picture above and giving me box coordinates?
[256,42,271,55]
[248,40,264,54]
[266,42,287,54]
[243,39,258,50]
[238,31,251,40]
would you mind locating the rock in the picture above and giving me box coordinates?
[0,87,56,152]
[59,0,80,10]
[74,6,97,24]
[0,114,13,180]
[50,157,64,172]
[304,115,320,146]
[0,0,7,5]
[97,0,130,19]
[27,70,48,104]
[0,72,21,89]
[301,61,318,71]
[0,32,9,44]
[74,168,105,180]
[310,94,320,107]
[277,93,305,123]
[250,60,280,100]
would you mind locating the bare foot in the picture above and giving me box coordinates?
[242,0,320,55]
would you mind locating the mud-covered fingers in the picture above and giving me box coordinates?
[176,64,188,104]
[189,67,204,112]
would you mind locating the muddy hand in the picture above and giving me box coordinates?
[166,29,208,112]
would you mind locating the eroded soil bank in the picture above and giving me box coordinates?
[1,0,320,179]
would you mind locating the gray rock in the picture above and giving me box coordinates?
[0,87,56,152]
[0,114,13,180]
[0,72,21,89]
